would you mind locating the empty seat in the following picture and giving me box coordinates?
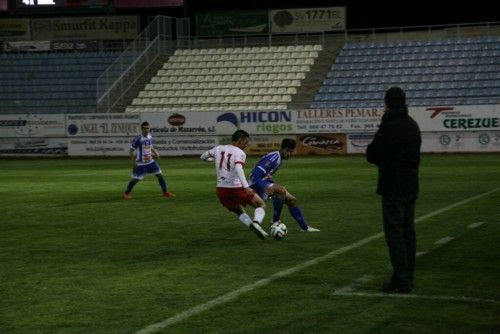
[126,44,322,111]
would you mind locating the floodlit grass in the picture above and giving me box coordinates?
[0,155,499,333]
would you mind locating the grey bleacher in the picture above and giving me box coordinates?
[126,44,322,112]
[312,36,500,108]
[0,51,121,113]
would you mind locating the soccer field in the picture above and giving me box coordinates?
[1,154,499,333]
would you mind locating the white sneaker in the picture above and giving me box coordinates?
[301,226,320,232]
[249,222,268,240]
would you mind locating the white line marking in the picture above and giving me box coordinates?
[414,188,498,223]
[133,187,500,334]
[333,275,375,294]
[435,236,454,245]
[332,291,500,304]
[417,222,488,258]
[468,222,485,229]
[340,221,482,293]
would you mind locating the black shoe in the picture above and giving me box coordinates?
[379,282,412,294]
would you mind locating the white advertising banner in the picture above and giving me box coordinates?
[152,136,218,155]
[68,136,218,156]
[422,131,500,152]
[411,105,500,132]
[3,40,51,52]
[68,137,131,156]
[0,114,66,137]
[66,113,141,137]
[0,137,67,156]
[2,107,499,156]
[140,111,296,136]
[346,133,375,154]
[296,108,383,134]
[347,132,500,153]
[31,16,139,40]
[270,7,345,33]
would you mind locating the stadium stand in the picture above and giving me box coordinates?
[125,44,323,112]
[312,35,500,108]
[0,51,121,113]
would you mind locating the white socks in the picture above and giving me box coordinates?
[239,207,265,227]
[253,207,265,224]
[239,213,252,227]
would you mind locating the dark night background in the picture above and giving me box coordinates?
[1,0,498,31]
[184,0,499,30]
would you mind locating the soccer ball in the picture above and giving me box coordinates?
[270,222,288,240]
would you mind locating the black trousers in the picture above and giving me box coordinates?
[381,194,417,288]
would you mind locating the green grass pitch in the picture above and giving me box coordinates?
[0,154,499,333]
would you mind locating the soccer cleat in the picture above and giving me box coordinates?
[379,282,412,294]
[123,192,132,200]
[163,191,176,198]
[249,221,268,240]
[300,226,320,232]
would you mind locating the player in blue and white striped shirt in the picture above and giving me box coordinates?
[123,121,174,199]
[249,139,319,232]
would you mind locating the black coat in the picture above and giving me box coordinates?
[366,106,421,195]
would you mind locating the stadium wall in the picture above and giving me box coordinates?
[1,104,499,157]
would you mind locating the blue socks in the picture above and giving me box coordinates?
[125,176,167,194]
[288,206,308,230]
[125,179,138,193]
[273,197,309,230]
[273,197,284,222]
[157,175,167,192]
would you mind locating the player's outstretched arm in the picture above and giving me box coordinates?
[200,150,214,162]
[129,148,137,167]
[152,148,160,160]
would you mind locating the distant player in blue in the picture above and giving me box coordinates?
[249,139,320,232]
[123,121,175,199]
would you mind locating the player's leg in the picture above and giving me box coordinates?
[248,193,266,225]
[124,179,139,198]
[263,183,285,223]
[149,162,175,197]
[274,185,319,232]
[247,193,268,239]
[237,209,253,227]
[217,188,267,240]
[217,188,258,227]
[155,174,175,197]
[284,191,309,231]
[124,165,145,198]
[267,184,311,231]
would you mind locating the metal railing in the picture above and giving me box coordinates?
[97,20,499,113]
[96,16,174,113]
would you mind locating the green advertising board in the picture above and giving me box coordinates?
[196,10,269,36]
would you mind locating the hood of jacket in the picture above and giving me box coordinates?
[381,106,409,123]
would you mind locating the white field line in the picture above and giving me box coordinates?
[468,221,485,229]
[336,221,486,295]
[332,291,500,305]
[333,275,375,294]
[434,236,454,245]
[133,187,500,334]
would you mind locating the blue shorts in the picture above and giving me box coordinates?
[131,161,162,180]
[250,179,274,201]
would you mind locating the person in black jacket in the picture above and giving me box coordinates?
[366,87,421,294]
